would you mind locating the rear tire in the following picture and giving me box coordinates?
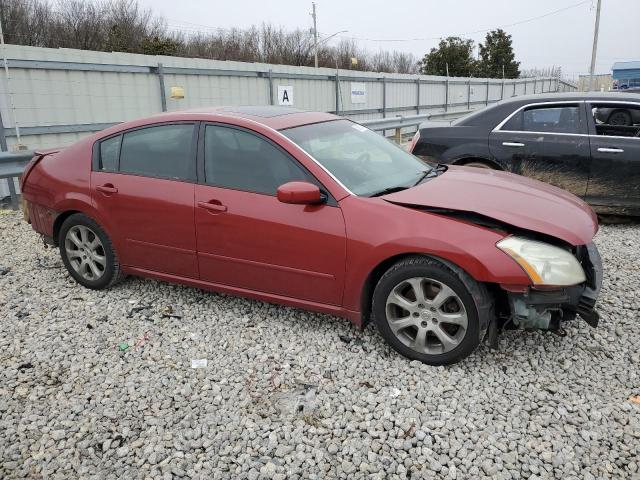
[372,256,490,365]
[58,213,123,290]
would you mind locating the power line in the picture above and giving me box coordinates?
[331,0,591,42]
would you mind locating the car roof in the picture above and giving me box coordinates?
[496,91,640,105]
[141,106,340,131]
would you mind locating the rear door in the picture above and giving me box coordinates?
[91,122,199,278]
[586,101,640,213]
[489,102,591,196]
[194,123,347,305]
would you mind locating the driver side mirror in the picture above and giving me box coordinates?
[277,181,324,205]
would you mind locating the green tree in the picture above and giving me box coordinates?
[477,29,520,79]
[419,37,476,77]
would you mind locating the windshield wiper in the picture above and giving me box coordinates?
[368,185,409,197]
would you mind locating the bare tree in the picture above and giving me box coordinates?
[0,0,420,73]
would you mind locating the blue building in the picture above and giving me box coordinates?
[612,61,640,89]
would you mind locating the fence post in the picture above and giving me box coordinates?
[268,69,274,105]
[382,77,387,118]
[335,70,340,115]
[445,77,449,112]
[501,78,505,99]
[0,109,7,152]
[416,78,420,115]
[467,79,471,110]
[485,79,490,105]
[534,78,537,94]
[157,63,167,112]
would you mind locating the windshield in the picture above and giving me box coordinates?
[282,120,432,196]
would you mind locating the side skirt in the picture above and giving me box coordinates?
[123,266,362,325]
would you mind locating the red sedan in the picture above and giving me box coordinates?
[20,106,602,365]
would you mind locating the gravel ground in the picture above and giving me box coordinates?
[1,209,639,480]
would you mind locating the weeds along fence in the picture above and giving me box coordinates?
[0,44,575,197]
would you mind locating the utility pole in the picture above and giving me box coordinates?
[588,0,602,91]
[311,2,318,68]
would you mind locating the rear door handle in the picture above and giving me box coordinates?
[597,147,624,153]
[96,184,118,194]
[198,200,227,213]
[502,142,525,148]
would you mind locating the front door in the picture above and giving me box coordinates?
[194,123,346,305]
[91,122,199,278]
[586,101,640,213]
[489,102,591,196]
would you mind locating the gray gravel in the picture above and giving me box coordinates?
[1,209,639,479]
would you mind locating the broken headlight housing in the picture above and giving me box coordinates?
[497,236,586,286]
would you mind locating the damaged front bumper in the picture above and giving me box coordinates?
[507,242,603,332]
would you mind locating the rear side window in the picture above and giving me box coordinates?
[99,135,121,171]
[501,105,582,134]
[119,124,195,180]
[590,103,640,137]
[204,125,310,195]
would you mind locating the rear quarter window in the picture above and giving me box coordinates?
[99,135,121,171]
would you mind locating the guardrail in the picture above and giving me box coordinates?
[0,150,33,210]
[361,109,471,142]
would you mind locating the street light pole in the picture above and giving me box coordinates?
[588,0,602,91]
[311,2,318,68]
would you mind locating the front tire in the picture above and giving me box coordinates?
[372,256,489,365]
[58,213,123,290]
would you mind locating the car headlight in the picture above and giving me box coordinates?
[497,236,586,286]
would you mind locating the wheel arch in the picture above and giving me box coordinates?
[451,157,503,170]
[360,252,480,327]
[360,252,495,339]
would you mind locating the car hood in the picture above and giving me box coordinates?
[381,166,598,245]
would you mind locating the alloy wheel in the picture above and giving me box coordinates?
[64,225,107,281]
[385,277,468,354]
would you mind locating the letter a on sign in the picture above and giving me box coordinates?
[278,86,294,106]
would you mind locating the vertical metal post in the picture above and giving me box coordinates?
[268,69,274,105]
[157,63,167,112]
[0,108,7,151]
[335,70,340,115]
[485,79,490,105]
[415,78,420,115]
[382,77,387,118]
[7,176,17,210]
[501,78,505,99]
[445,78,449,112]
[534,78,537,94]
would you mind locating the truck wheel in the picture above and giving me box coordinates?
[607,110,632,126]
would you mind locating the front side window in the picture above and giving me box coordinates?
[591,103,640,137]
[502,105,582,134]
[282,120,431,197]
[204,125,311,195]
[119,124,195,180]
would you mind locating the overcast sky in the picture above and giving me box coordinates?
[137,0,639,79]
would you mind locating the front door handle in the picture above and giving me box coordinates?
[597,147,624,153]
[198,200,227,213]
[96,184,118,195]
[502,142,525,148]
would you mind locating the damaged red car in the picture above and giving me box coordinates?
[20,107,603,365]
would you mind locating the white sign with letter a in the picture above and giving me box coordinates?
[278,86,294,106]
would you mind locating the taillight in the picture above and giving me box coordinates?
[409,130,420,152]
